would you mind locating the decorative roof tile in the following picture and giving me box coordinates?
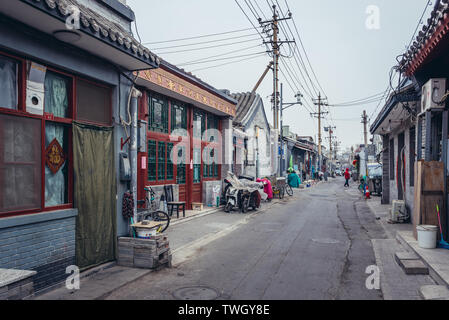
[229,92,259,126]
[400,0,449,75]
[24,0,160,69]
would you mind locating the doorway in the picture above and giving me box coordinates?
[398,132,405,201]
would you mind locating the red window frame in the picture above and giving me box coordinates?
[202,114,222,182]
[144,91,177,186]
[0,49,112,218]
[75,77,113,127]
[141,90,223,186]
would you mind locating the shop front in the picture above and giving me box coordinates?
[136,62,237,210]
[0,0,159,292]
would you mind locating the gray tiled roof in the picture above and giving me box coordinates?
[24,0,160,67]
[399,0,449,73]
[229,92,258,126]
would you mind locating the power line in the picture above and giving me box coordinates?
[142,27,258,45]
[283,0,328,98]
[235,0,268,43]
[178,51,267,67]
[329,97,385,108]
[272,0,322,98]
[330,91,386,106]
[285,46,315,98]
[191,54,266,72]
[252,0,268,20]
[156,37,261,54]
[279,66,314,113]
[176,44,263,65]
[151,33,259,50]
[244,0,261,21]
[406,0,432,54]
[274,1,319,96]
[280,55,313,99]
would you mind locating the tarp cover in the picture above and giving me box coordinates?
[73,122,116,269]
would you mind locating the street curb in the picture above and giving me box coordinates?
[169,185,310,228]
[29,261,118,299]
[95,269,154,300]
[371,239,392,300]
[396,231,448,288]
[170,207,222,227]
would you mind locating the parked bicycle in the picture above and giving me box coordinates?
[284,184,293,197]
[136,186,170,233]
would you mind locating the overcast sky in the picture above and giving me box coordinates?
[127,0,429,151]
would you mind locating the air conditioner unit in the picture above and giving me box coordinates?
[26,62,46,116]
[26,81,45,115]
[420,78,447,114]
[391,200,408,223]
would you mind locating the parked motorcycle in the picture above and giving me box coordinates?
[223,172,264,213]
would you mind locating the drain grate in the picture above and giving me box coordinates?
[173,286,219,300]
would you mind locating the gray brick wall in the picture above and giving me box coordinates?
[0,209,77,292]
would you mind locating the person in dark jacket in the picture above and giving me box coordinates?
[344,168,350,187]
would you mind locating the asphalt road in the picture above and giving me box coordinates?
[105,178,385,300]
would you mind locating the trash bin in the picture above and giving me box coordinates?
[417,225,438,249]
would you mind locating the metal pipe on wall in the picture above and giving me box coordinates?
[130,88,142,223]
[443,110,448,239]
[425,111,432,161]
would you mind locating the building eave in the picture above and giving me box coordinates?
[3,0,160,70]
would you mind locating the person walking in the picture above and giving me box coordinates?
[344,168,350,187]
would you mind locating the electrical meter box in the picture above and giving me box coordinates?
[119,152,131,181]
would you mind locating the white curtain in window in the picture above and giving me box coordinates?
[44,73,68,207]
[0,57,17,109]
[44,72,68,117]
[45,123,66,207]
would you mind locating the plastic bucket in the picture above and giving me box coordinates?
[417,225,438,249]
[136,228,157,239]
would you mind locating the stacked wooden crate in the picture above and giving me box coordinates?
[117,235,172,270]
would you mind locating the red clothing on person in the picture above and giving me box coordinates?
[257,178,273,199]
[344,169,350,180]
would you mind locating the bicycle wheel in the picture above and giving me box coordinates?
[285,185,293,196]
[279,187,285,199]
[151,210,170,233]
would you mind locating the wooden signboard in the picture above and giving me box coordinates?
[413,161,445,240]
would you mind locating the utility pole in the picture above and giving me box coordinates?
[362,110,368,178]
[273,7,279,131]
[333,141,340,163]
[311,93,328,172]
[258,5,294,177]
[324,125,336,174]
[259,5,294,130]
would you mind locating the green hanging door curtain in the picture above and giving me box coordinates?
[73,122,116,269]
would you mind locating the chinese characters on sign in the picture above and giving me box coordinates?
[45,138,65,174]
[138,69,236,117]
